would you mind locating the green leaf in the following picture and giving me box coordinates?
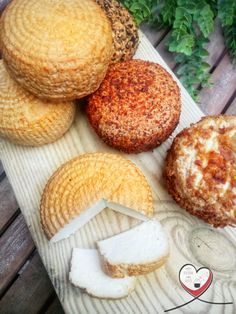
[196,36,210,46]
[173,7,192,30]
[201,62,211,70]
[218,0,236,26]
[119,0,233,101]
[176,64,189,75]
[208,0,218,17]
[161,0,177,25]
[169,32,195,55]
[177,0,197,14]
[174,39,211,100]
[129,3,142,11]
[175,53,187,63]
[223,17,236,63]
[122,0,156,25]
[193,3,214,37]
[195,48,209,57]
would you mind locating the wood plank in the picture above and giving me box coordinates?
[0,252,56,314]
[205,19,225,69]
[140,24,168,47]
[155,33,176,70]
[0,0,11,11]
[0,161,5,177]
[0,176,19,235]
[199,52,236,114]
[5,34,234,314]
[152,19,225,83]
[0,214,35,296]
[225,96,236,115]
[153,18,225,71]
[44,297,65,314]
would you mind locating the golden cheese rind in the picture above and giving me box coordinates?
[0,61,75,146]
[40,153,153,239]
[101,255,168,278]
[1,0,113,100]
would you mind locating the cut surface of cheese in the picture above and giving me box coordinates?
[106,201,149,221]
[97,219,169,277]
[50,199,148,243]
[50,199,106,243]
[69,248,136,299]
[40,153,153,240]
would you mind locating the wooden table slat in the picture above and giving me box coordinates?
[155,33,176,70]
[140,24,168,47]
[0,0,11,12]
[0,214,35,296]
[199,52,236,114]
[150,18,226,95]
[0,252,56,314]
[0,161,5,178]
[205,19,226,69]
[0,176,19,235]
[226,96,236,115]
[44,296,65,314]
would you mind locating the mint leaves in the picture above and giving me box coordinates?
[121,0,236,100]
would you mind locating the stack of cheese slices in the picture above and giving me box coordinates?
[69,220,169,299]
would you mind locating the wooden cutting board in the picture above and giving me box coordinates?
[1,32,236,314]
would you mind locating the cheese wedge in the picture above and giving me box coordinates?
[69,248,136,299]
[98,219,169,277]
[40,153,153,240]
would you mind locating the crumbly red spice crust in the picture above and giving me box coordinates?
[164,115,236,227]
[87,59,181,153]
[96,0,139,62]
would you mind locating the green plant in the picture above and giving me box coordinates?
[223,21,236,63]
[218,0,236,63]
[121,0,236,100]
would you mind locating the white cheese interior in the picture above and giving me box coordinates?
[97,219,169,264]
[50,199,150,243]
[106,201,148,221]
[69,248,136,298]
[50,199,106,243]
